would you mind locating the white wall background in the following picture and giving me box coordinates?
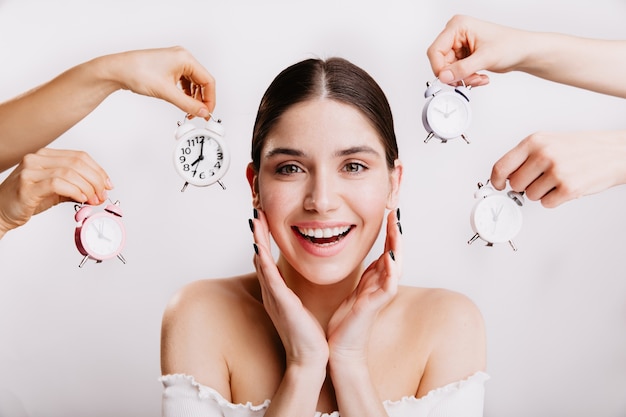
[1,1,625,416]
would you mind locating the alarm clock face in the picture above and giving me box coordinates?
[173,129,230,187]
[424,92,471,140]
[470,194,523,243]
[77,212,125,260]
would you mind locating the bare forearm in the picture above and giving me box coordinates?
[519,32,626,98]
[264,364,326,417]
[330,358,388,417]
[0,55,120,172]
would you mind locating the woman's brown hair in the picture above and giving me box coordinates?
[250,57,398,171]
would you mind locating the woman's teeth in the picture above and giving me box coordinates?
[298,226,351,239]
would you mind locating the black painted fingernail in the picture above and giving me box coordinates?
[253,243,259,255]
[248,218,254,233]
[389,250,395,261]
[397,221,403,235]
[396,208,401,221]
[253,208,259,219]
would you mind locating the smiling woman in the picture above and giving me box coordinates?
[159,57,488,417]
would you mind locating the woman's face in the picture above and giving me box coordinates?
[248,98,402,285]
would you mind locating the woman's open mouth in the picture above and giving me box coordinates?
[294,225,353,246]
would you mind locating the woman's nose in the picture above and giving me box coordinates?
[303,174,339,213]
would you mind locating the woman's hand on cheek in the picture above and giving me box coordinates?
[250,209,329,368]
[327,209,402,363]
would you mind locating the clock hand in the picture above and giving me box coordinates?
[197,137,206,163]
[99,234,112,242]
[91,223,104,238]
[189,137,206,175]
[98,222,112,242]
[444,108,457,118]
[491,205,504,221]
[433,105,447,115]
[190,154,204,166]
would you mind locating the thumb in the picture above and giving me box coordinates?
[438,52,490,86]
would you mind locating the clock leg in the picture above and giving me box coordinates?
[461,134,470,144]
[78,255,89,268]
[467,233,480,245]
[508,240,518,252]
[424,132,435,143]
[181,182,189,192]
[117,253,127,264]
[217,180,226,190]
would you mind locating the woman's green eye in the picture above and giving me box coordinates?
[277,164,302,174]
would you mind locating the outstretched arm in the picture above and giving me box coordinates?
[427,15,626,98]
[0,46,215,172]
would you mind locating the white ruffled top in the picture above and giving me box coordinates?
[160,372,489,417]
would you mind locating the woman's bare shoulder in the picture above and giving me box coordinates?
[160,274,264,388]
[396,285,483,323]
[164,274,261,311]
[396,285,486,396]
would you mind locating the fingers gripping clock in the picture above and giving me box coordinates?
[422,78,472,144]
[173,114,230,192]
[74,200,127,268]
[468,181,525,251]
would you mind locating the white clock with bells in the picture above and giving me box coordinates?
[422,78,472,144]
[173,114,230,192]
[468,181,525,251]
[74,200,127,268]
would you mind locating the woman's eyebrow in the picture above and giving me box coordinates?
[264,147,306,158]
[264,145,380,159]
[335,146,380,157]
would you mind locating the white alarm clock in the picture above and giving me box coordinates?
[173,114,230,192]
[468,181,525,251]
[422,78,472,144]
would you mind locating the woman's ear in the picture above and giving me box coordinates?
[386,159,403,209]
[246,162,261,209]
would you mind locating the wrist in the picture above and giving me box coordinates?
[328,348,368,375]
[85,53,127,95]
[515,30,553,74]
[611,130,626,186]
[0,219,11,240]
[328,354,372,396]
[284,360,327,390]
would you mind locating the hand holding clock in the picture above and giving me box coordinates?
[0,46,216,172]
[491,130,626,208]
[427,15,626,97]
[0,148,112,239]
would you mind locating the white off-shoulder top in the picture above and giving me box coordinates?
[160,372,489,417]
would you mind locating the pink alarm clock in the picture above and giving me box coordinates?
[74,201,127,268]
